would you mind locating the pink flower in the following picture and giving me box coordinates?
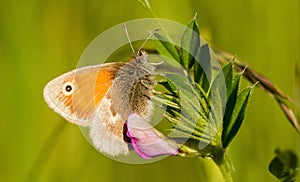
[126,113,179,159]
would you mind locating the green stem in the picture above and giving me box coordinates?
[217,160,234,182]
[212,149,234,182]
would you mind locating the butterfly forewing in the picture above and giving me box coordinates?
[43,63,125,126]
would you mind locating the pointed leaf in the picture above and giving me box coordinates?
[181,15,200,69]
[222,86,253,148]
[165,73,202,120]
[163,72,212,138]
[194,44,211,92]
[158,79,179,97]
[209,69,227,128]
[222,73,242,140]
[222,61,234,98]
[153,33,180,64]
[213,47,299,132]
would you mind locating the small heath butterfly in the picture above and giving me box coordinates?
[43,25,157,156]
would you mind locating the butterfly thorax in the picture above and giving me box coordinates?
[110,54,156,121]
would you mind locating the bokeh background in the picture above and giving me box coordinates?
[0,0,299,181]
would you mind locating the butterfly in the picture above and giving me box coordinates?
[44,26,179,159]
[43,26,157,156]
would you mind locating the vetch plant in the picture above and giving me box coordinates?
[123,15,299,181]
[145,17,253,181]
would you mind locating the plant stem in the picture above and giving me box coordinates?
[212,148,234,182]
[217,159,234,182]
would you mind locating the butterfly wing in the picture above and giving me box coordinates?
[43,62,125,126]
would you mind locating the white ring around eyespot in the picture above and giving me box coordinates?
[62,82,74,96]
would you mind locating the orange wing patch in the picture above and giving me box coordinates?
[94,63,125,107]
[94,70,114,106]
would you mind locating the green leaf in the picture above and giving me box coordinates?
[209,69,227,128]
[269,148,299,182]
[221,61,234,99]
[158,79,179,97]
[181,15,200,69]
[165,73,201,118]
[222,73,242,144]
[194,44,211,92]
[195,82,210,117]
[222,86,253,148]
[163,73,211,134]
[153,33,181,64]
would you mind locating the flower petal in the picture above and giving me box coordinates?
[126,113,179,159]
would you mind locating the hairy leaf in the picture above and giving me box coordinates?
[181,15,200,69]
[194,44,211,92]
[209,69,227,129]
[222,86,253,148]
[221,61,234,99]
[222,73,242,144]
[153,33,180,64]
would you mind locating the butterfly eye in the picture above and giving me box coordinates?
[62,82,74,96]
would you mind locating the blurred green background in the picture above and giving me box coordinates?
[0,0,299,181]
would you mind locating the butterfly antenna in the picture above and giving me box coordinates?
[137,29,160,55]
[123,24,136,55]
